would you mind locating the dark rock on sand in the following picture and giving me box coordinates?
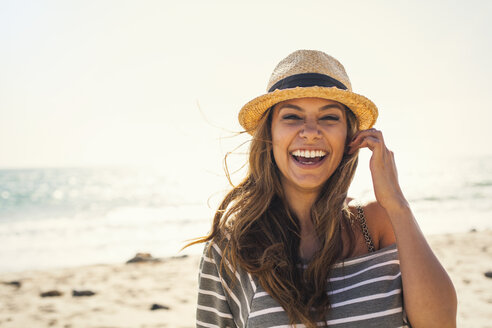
[72,290,96,297]
[3,281,21,288]
[126,253,162,264]
[40,290,63,297]
[150,303,170,311]
[485,271,492,278]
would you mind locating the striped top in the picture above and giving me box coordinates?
[196,242,411,328]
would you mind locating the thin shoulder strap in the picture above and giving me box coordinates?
[356,205,376,253]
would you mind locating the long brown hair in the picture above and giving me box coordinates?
[188,104,360,327]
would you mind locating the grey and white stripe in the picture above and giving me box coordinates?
[197,241,411,327]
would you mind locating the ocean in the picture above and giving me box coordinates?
[1,153,491,273]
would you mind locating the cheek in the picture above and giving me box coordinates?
[271,127,291,170]
[271,122,284,155]
[271,136,286,166]
[327,128,349,157]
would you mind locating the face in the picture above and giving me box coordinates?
[271,97,348,195]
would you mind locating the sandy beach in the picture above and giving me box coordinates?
[1,230,491,328]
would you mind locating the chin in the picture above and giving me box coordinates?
[287,177,329,194]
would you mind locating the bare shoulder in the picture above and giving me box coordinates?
[363,201,396,248]
[346,198,396,249]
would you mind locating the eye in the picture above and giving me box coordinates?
[320,115,340,121]
[282,114,302,120]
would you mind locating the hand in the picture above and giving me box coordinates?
[348,128,408,212]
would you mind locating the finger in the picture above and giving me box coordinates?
[358,136,381,152]
[349,136,380,154]
[350,128,385,147]
[351,128,378,141]
[350,129,383,145]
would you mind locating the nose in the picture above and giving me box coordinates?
[299,119,321,140]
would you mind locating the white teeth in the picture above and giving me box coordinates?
[291,150,326,158]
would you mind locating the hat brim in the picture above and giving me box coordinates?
[238,86,378,134]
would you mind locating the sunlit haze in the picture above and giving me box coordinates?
[1,0,491,182]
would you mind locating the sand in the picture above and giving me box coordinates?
[425,230,492,328]
[1,230,491,328]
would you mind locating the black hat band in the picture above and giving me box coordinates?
[268,73,347,93]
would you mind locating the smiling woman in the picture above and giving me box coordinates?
[186,50,457,328]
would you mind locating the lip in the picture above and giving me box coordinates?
[290,152,328,169]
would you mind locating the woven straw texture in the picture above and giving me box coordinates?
[267,50,352,91]
[238,50,378,133]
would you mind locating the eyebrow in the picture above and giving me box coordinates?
[277,103,345,112]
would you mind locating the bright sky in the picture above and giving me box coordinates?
[1,0,491,177]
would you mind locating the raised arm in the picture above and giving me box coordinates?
[348,128,457,328]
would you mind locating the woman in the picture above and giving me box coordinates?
[191,50,457,327]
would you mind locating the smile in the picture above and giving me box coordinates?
[290,149,327,165]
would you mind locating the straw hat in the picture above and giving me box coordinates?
[238,50,378,133]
